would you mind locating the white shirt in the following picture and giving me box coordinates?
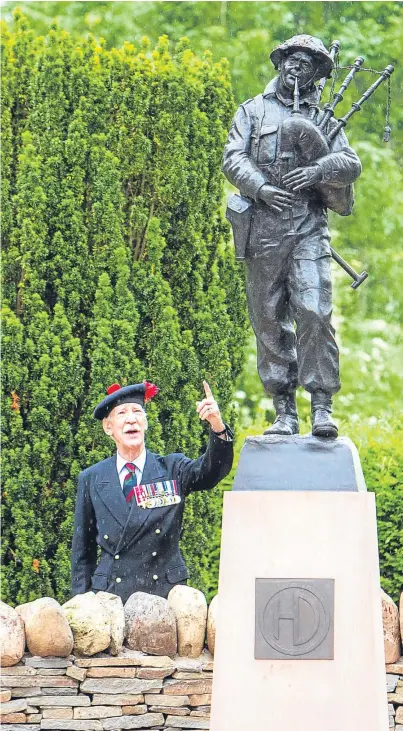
[116,449,147,489]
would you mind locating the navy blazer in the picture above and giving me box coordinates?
[71,429,233,603]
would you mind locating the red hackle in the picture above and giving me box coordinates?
[144,381,159,403]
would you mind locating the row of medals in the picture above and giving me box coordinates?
[135,480,181,510]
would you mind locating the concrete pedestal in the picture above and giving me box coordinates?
[210,436,388,731]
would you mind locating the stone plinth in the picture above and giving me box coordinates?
[233,434,366,492]
[210,436,388,731]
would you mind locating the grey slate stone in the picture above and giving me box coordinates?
[90,694,144,706]
[74,707,122,719]
[0,697,27,713]
[44,687,78,695]
[1,665,37,675]
[27,695,90,706]
[233,434,366,492]
[41,722,102,730]
[0,726,40,730]
[81,678,162,695]
[11,687,42,697]
[165,717,209,729]
[387,674,399,692]
[24,656,73,668]
[102,713,164,730]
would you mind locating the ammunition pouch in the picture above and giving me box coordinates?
[226,193,253,261]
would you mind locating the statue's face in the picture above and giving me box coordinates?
[279,50,317,91]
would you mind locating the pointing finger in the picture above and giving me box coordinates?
[203,380,213,398]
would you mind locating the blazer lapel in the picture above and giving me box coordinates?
[95,455,129,529]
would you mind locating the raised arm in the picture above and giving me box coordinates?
[176,381,234,495]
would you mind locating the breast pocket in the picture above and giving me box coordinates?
[258,124,278,165]
[166,565,189,584]
[91,573,109,591]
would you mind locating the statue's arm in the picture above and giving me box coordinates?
[222,104,268,200]
[314,125,362,188]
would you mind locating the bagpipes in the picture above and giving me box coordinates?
[280,41,394,288]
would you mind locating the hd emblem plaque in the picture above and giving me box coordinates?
[255,578,334,660]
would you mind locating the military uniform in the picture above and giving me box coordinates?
[223,76,361,399]
[71,428,233,603]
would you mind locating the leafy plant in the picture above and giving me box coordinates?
[1,13,247,604]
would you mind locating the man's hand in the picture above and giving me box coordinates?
[196,381,226,434]
[282,165,322,192]
[258,184,295,213]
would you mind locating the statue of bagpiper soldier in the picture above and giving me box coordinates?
[223,34,393,439]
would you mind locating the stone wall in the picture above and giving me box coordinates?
[1,587,403,729]
[2,651,403,730]
[387,660,403,730]
[0,648,213,729]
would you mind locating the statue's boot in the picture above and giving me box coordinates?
[264,392,299,436]
[311,390,338,438]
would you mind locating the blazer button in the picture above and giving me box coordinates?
[155,529,161,534]
[153,574,158,581]
[152,551,157,557]
[114,554,119,560]
[116,577,121,583]
[104,534,109,540]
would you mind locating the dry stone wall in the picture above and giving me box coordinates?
[1,587,403,729]
[0,649,213,729]
[2,650,403,730]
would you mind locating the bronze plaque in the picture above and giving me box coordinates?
[255,578,334,660]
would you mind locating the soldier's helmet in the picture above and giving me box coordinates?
[270,35,334,80]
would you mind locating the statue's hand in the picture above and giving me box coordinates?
[282,165,322,191]
[258,184,295,213]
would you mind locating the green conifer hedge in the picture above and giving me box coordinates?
[1,12,247,605]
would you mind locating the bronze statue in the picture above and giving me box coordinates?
[223,34,393,438]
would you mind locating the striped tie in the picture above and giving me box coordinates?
[123,462,137,503]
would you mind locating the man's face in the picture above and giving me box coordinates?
[103,402,147,457]
[279,51,316,90]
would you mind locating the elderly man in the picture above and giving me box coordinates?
[71,380,233,603]
[223,35,362,438]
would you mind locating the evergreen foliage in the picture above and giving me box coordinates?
[1,12,247,605]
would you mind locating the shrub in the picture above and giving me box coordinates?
[1,13,247,604]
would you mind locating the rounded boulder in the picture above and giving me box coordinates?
[16,597,74,657]
[207,594,218,656]
[62,592,110,656]
[97,591,125,656]
[381,588,401,664]
[168,585,207,658]
[0,601,25,667]
[124,591,177,656]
